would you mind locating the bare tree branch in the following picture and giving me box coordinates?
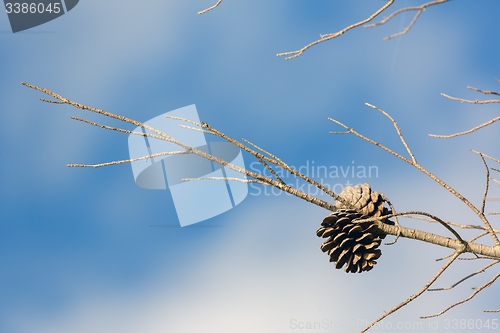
[421,270,500,318]
[429,115,500,138]
[198,0,223,15]
[276,0,395,60]
[479,153,491,215]
[71,116,166,141]
[67,151,188,168]
[182,176,265,184]
[23,82,500,330]
[468,86,500,97]
[365,0,450,40]
[365,102,416,164]
[472,150,500,164]
[361,250,462,333]
[22,82,341,212]
[429,83,500,138]
[427,260,500,291]
[408,215,500,233]
[440,92,500,105]
[330,103,500,246]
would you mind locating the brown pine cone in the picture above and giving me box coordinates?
[316,209,387,273]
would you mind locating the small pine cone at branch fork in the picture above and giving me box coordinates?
[317,209,392,273]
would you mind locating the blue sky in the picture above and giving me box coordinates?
[1,1,500,332]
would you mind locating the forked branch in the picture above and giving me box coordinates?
[23,82,500,331]
[430,83,500,138]
[276,0,451,60]
[365,0,449,40]
[427,260,499,292]
[421,270,500,318]
[361,250,462,333]
[329,103,500,247]
[22,82,344,213]
[276,0,395,60]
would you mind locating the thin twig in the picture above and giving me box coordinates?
[197,0,223,15]
[468,86,500,97]
[440,92,500,104]
[365,102,416,163]
[469,231,489,244]
[428,260,499,291]
[71,116,167,141]
[429,115,500,138]
[365,0,449,41]
[242,138,288,167]
[182,176,265,184]
[329,131,351,135]
[430,84,500,138]
[165,115,203,128]
[40,98,64,104]
[421,270,500,318]
[435,252,454,262]
[479,153,490,215]
[361,251,462,332]
[67,151,188,168]
[329,117,411,163]
[459,255,497,261]
[407,215,497,232]
[276,0,395,60]
[471,150,500,164]
[178,124,214,136]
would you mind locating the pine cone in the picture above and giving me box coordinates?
[334,183,390,221]
[317,209,387,273]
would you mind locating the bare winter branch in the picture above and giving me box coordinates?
[24,82,500,330]
[467,86,500,97]
[365,102,416,164]
[181,176,265,184]
[479,153,491,215]
[330,104,500,246]
[361,250,462,332]
[427,260,499,291]
[365,0,449,40]
[430,83,500,138]
[67,151,188,168]
[440,92,500,105]
[198,0,223,15]
[408,215,500,233]
[421,270,500,318]
[276,0,395,60]
[22,82,340,213]
[429,115,500,139]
